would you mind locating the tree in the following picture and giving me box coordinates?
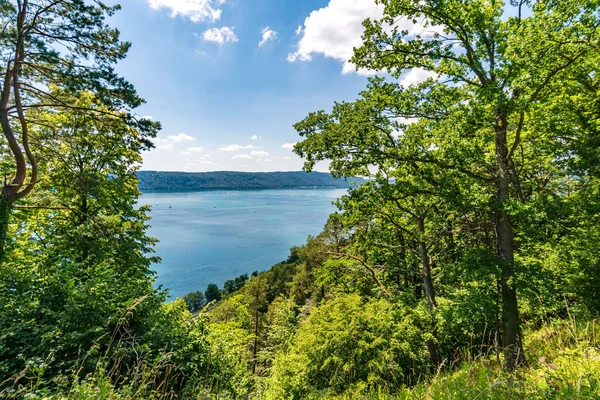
[331,177,463,366]
[243,274,268,374]
[0,92,161,381]
[295,0,600,370]
[205,283,222,303]
[224,274,249,294]
[182,291,206,313]
[0,0,156,256]
[265,294,428,398]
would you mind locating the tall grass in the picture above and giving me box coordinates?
[5,312,599,399]
[0,297,206,400]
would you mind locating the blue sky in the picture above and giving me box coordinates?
[109,0,391,172]
[108,0,525,173]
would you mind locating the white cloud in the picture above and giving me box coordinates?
[251,150,269,157]
[258,27,277,47]
[147,0,223,23]
[287,0,383,66]
[141,115,154,120]
[295,25,303,36]
[219,144,256,152]
[399,68,437,87]
[289,0,434,75]
[180,146,205,155]
[167,133,197,142]
[249,135,261,140]
[281,142,297,150]
[232,154,252,160]
[341,61,377,76]
[203,27,238,44]
[154,134,197,150]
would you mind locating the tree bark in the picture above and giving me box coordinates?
[417,216,440,366]
[417,217,437,310]
[0,197,11,259]
[494,114,524,371]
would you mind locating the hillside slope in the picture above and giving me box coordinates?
[137,171,361,191]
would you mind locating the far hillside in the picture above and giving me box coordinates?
[137,171,361,191]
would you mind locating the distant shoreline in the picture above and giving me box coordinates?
[140,187,348,194]
[137,170,363,192]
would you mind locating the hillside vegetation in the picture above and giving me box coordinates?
[137,171,358,191]
[1,1,600,399]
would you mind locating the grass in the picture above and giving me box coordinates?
[7,318,600,399]
[351,318,600,400]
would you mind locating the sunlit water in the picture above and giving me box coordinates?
[140,189,347,299]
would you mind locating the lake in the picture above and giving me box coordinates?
[141,189,347,299]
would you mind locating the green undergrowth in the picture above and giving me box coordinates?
[11,318,599,399]
[333,319,600,400]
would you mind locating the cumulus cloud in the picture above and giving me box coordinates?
[251,150,269,157]
[219,144,256,152]
[249,135,262,140]
[141,115,154,120]
[287,0,383,68]
[289,0,436,75]
[147,0,223,23]
[203,27,238,44]
[258,27,277,47]
[232,154,252,160]
[399,68,437,87]
[167,133,197,142]
[281,142,297,151]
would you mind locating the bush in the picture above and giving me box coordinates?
[265,293,430,399]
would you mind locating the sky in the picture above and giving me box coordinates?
[105,0,427,172]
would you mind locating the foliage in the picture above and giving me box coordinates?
[0,93,161,384]
[182,290,206,313]
[2,0,600,399]
[0,0,158,255]
[205,283,222,303]
[294,0,600,370]
[265,293,430,398]
[223,273,249,295]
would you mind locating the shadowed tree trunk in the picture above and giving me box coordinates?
[0,197,11,258]
[417,216,440,366]
[495,113,524,371]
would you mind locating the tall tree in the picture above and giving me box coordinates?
[0,0,154,256]
[244,274,268,374]
[0,92,160,380]
[296,0,600,370]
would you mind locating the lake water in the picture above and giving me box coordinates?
[141,189,347,299]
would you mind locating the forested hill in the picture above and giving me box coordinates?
[137,171,360,191]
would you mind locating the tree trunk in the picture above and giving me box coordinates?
[0,197,11,259]
[417,218,437,310]
[494,114,524,371]
[417,216,440,366]
[252,303,259,374]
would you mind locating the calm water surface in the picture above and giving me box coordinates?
[141,189,346,299]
